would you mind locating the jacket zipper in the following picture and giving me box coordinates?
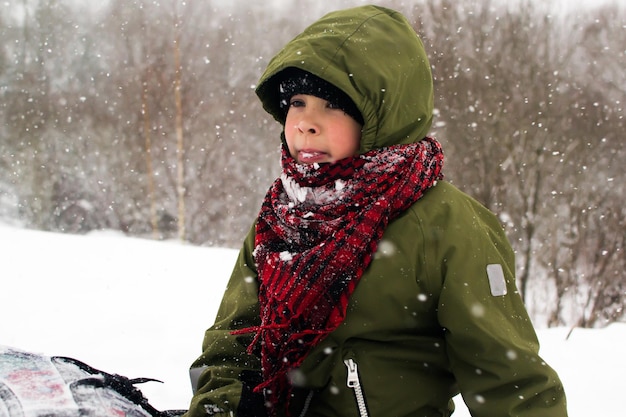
[297,390,314,417]
[344,359,369,417]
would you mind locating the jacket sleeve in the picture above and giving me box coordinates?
[429,191,567,417]
[184,225,267,417]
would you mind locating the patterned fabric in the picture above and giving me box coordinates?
[0,345,185,417]
[234,138,444,413]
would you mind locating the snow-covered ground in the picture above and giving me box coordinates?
[1,223,623,415]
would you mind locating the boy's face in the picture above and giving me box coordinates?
[284,94,362,164]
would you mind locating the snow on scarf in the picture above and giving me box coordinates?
[234,137,444,414]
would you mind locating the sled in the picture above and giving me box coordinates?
[0,345,185,417]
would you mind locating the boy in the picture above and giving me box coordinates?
[184,5,567,417]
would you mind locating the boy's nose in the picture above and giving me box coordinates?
[296,118,320,135]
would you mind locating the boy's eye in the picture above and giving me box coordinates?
[289,98,305,107]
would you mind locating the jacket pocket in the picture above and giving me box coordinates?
[343,359,370,417]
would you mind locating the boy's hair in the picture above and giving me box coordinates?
[278,67,364,125]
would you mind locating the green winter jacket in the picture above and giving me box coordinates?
[185,5,567,417]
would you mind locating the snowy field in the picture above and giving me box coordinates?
[1,222,623,416]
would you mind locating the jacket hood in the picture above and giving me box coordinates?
[255,5,434,153]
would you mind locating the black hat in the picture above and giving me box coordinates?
[278,68,364,125]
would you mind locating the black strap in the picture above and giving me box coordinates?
[53,356,186,417]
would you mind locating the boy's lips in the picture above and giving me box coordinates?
[298,149,327,164]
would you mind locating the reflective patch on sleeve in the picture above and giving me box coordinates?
[487,264,508,296]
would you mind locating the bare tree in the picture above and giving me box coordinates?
[410,0,625,325]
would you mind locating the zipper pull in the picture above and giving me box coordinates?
[344,358,360,388]
[344,359,369,417]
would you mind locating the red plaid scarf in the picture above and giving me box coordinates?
[235,137,443,413]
